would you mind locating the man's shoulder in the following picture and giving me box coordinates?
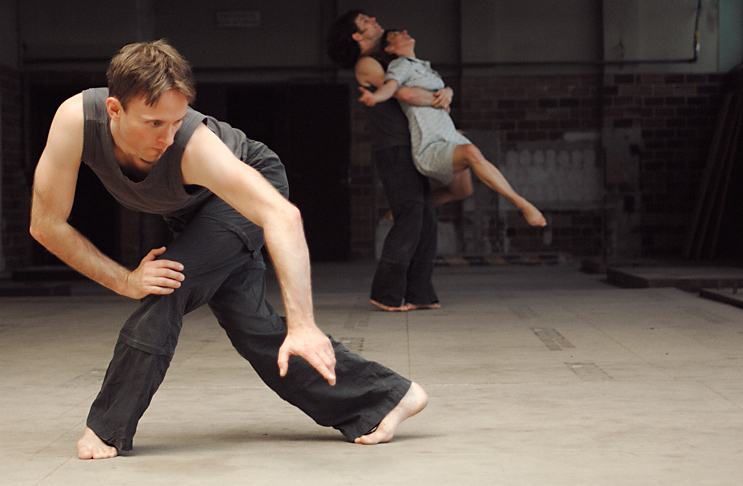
[356,55,381,67]
[54,92,86,129]
[354,56,385,86]
[61,91,85,110]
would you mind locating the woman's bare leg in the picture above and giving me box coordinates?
[452,144,546,227]
[432,169,473,206]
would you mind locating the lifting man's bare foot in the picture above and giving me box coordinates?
[370,299,441,312]
[406,302,441,311]
[354,382,428,445]
[370,299,412,311]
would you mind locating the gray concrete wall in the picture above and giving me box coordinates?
[10,0,736,76]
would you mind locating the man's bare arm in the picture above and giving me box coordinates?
[29,94,184,299]
[181,125,336,385]
[354,56,452,109]
[358,79,400,106]
[400,86,453,110]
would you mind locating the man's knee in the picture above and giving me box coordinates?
[461,144,482,160]
[118,294,185,357]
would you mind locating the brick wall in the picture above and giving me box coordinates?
[348,71,725,259]
[603,73,724,258]
[461,74,604,256]
[1,65,31,272]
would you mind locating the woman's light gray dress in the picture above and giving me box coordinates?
[384,56,471,185]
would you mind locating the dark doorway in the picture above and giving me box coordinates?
[27,82,117,268]
[194,83,352,261]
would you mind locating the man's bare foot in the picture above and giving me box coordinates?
[407,302,441,311]
[354,382,428,445]
[77,427,118,460]
[521,203,547,227]
[370,299,412,312]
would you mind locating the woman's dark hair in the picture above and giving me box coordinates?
[373,29,399,69]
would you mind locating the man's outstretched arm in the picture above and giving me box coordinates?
[181,124,337,385]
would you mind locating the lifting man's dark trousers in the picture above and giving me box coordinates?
[371,146,438,307]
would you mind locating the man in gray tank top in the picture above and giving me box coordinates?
[30,39,427,459]
[327,11,452,311]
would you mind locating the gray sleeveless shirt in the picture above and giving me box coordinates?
[81,87,287,217]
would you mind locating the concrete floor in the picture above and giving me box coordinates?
[3,261,743,485]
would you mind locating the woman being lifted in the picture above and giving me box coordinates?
[359,30,547,227]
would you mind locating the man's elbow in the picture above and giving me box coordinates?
[29,219,45,246]
[262,198,302,227]
[282,203,303,227]
[29,214,53,248]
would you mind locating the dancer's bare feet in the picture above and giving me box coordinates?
[77,427,117,460]
[370,299,412,312]
[520,202,547,227]
[407,302,441,311]
[354,382,428,445]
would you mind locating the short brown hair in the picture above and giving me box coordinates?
[107,39,196,110]
[325,10,364,69]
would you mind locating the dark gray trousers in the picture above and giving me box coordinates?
[86,195,410,451]
[371,146,438,307]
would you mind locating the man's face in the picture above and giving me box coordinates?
[353,14,384,54]
[108,89,188,170]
